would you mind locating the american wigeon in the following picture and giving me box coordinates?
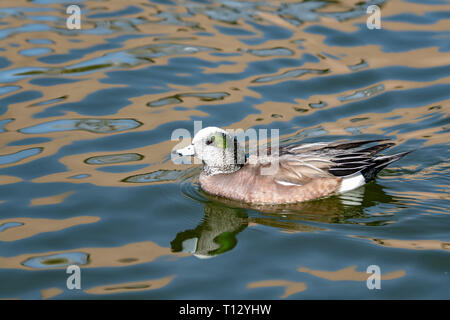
[177,127,411,205]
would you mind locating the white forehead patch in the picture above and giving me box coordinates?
[192,126,228,143]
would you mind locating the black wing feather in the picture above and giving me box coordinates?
[327,141,411,181]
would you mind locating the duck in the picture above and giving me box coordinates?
[176,126,411,205]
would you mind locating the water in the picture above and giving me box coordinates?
[0,0,449,299]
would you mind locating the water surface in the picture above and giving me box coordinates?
[0,0,449,299]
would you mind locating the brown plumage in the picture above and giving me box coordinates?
[200,170,341,204]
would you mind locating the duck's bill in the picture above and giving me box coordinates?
[177,144,195,156]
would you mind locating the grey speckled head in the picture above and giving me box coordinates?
[177,127,244,176]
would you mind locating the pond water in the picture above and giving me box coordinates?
[0,0,449,299]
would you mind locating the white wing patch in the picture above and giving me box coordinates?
[339,173,365,193]
[275,180,302,187]
[289,142,328,151]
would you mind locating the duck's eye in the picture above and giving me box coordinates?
[206,135,215,145]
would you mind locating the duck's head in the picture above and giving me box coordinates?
[176,126,244,175]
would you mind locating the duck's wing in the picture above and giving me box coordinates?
[256,140,410,186]
[272,149,335,186]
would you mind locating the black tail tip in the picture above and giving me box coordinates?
[362,149,414,182]
[392,149,415,160]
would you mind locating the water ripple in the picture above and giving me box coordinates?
[122,167,199,184]
[147,92,229,107]
[339,84,385,102]
[85,153,143,165]
[20,119,142,134]
[0,147,43,166]
[1,0,449,300]
[22,252,89,269]
[245,47,293,57]
[253,68,329,83]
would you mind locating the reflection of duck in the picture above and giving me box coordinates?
[172,182,397,258]
[176,127,412,205]
[171,203,247,259]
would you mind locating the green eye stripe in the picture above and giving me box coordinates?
[212,133,226,149]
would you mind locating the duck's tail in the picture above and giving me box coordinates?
[361,150,413,182]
